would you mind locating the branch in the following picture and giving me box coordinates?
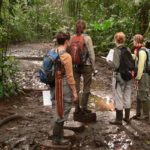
[0,114,26,127]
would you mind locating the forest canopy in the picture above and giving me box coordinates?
[0,0,149,51]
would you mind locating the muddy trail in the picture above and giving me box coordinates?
[0,43,150,150]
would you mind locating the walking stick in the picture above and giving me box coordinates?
[55,69,64,118]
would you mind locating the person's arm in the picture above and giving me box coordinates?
[85,36,95,71]
[69,84,78,103]
[135,50,147,80]
[60,53,78,103]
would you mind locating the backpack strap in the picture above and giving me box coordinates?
[56,49,66,75]
[58,50,66,55]
[46,48,59,61]
[47,48,66,57]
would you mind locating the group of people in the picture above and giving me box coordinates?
[48,19,150,145]
[109,32,150,125]
[50,20,95,145]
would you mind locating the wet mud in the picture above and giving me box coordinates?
[0,43,150,150]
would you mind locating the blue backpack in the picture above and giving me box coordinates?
[39,48,65,86]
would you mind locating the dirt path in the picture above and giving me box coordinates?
[0,43,150,150]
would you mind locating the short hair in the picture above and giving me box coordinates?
[76,20,86,35]
[133,34,144,44]
[114,32,126,44]
[56,32,70,45]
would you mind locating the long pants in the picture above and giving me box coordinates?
[136,73,150,116]
[112,72,132,110]
[73,65,92,94]
[73,65,92,108]
[51,77,72,127]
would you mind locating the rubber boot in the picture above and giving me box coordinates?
[138,101,149,120]
[132,98,141,120]
[110,109,123,125]
[123,108,130,123]
[74,100,81,114]
[52,122,69,145]
[81,92,91,113]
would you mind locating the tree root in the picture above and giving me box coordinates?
[0,114,26,127]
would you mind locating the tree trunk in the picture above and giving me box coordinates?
[139,1,150,34]
[103,0,113,17]
[0,0,3,24]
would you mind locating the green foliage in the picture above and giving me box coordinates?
[0,0,148,47]
[71,0,149,53]
[0,48,20,98]
[0,0,149,45]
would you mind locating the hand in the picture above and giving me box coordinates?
[131,70,135,78]
[72,91,78,104]
[134,80,139,89]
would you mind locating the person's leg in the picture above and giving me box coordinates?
[81,65,92,112]
[110,74,123,125]
[132,96,141,119]
[110,109,123,125]
[73,68,81,113]
[52,121,67,145]
[123,81,131,123]
[134,74,150,120]
[138,91,149,120]
[52,78,72,145]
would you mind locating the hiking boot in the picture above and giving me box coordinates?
[132,101,149,120]
[81,108,92,113]
[123,108,130,123]
[74,108,82,114]
[137,115,148,120]
[133,98,142,120]
[74,101,81,114]
[109,109,123,125]
[132,115,141,120]
[109,120,122,125]
[51,122,70,145]
[123,118,130,123]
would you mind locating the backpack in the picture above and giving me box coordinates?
[39,48,65,87]
[138,48,150,75]
[118,47,135,81]
[145,48,150,75]
[69,35,88,66]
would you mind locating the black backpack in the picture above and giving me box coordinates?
[118,47,135,81]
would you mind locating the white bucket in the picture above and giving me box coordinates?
[42,90,52,106]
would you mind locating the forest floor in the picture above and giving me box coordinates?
[0,43,150,150]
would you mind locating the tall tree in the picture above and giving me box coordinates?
[138,0,150,34]
[0,0,3,23]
